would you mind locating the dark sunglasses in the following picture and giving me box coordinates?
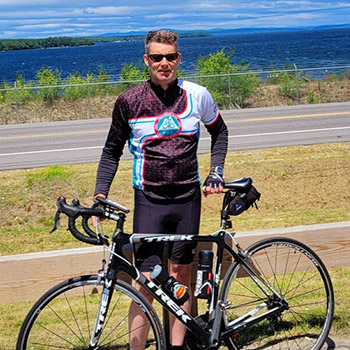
[147,53,179,62]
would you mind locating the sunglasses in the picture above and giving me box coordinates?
[147,53,179,62]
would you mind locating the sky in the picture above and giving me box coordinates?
[0,0,349,40]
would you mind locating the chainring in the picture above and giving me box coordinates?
[184,313,212,350]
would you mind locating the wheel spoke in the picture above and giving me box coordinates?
[64,291,88,346]
[46,303,86,345]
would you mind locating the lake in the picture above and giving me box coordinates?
[0,27,349,82]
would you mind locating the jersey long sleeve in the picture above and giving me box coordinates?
[94,97,131,196]
[205,115,228,169]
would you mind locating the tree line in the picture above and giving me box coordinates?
[0,33,210,52]
[0,37,95,52]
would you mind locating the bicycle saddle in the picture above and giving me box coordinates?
[224,177,252,192]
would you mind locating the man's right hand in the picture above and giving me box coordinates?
[92,194,106,227]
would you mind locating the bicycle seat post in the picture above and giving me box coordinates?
[220,191,234,230]
[220,209,233,231]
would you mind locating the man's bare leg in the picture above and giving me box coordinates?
[168,261,192,347]
[129,263,192,349]
[129,272,153,350]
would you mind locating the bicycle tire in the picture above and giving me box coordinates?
[16,275,166,350]
[220,237,334,350]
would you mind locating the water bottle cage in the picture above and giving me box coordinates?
[195,270,213,299]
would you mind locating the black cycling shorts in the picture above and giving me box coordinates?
[133,186,201,272]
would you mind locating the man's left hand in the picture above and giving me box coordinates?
[203,169,224,197]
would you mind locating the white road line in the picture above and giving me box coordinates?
[202,126,350,140]
[0,146,102,157]
[0,126,349,157]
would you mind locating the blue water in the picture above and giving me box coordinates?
[0,28,349,82]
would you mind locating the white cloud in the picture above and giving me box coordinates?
[0,9,83,19]
[0,18,71,24]
[17,23,93,30]
[0,0,57,4]
[190,1,233,9]
[145,13,182,19]
[241,0,350,11]
[2,31,18,36]
[84,6,140,15]
[16,23,62,30]
[76,16,132,21]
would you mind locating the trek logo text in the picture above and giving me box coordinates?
[143,235,194,243]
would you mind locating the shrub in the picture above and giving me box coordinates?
[0,74,34,104]
[64,73,89,100]
[195,49,260,108]
[268,63,306,100]
[119,62,149,89]
[14,74,35,103]
[36,67,61,103]
[93,66,112,95]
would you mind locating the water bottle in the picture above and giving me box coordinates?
[195,250,214,299]
[150,265,190,306]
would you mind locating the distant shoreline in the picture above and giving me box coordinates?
[0,32,211,52]
[1,24,349,52]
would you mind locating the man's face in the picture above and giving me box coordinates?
[143,42,181,89]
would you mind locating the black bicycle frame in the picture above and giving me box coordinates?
[89,220,288,348]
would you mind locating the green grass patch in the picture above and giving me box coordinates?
[0,142,349,256]
[25,165,72,188]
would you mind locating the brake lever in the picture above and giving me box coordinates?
[50,209,61,233]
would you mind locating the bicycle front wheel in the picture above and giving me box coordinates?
[221,237,334,350]
[17,275,165,350]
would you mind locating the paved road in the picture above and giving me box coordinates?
[0,102,349,170]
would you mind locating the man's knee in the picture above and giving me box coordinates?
[169,261,192,283]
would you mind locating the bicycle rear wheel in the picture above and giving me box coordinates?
[220,237,334,350]
[17,275,165,350]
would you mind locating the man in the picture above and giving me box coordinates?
[94,30,228,350]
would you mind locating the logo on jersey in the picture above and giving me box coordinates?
[154,113,182,139]
[213,103,218,115]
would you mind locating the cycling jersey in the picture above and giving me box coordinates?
[94,79,228,197]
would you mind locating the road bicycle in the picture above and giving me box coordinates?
[17,178,334,350]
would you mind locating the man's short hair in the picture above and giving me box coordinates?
[145,30,179,53]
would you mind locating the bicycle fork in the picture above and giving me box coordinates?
[89,269,116,349]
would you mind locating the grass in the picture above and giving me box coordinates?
[0,142,350,256]
[0,142,350,348]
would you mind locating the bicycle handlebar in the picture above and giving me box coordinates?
[50,196,129,246]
